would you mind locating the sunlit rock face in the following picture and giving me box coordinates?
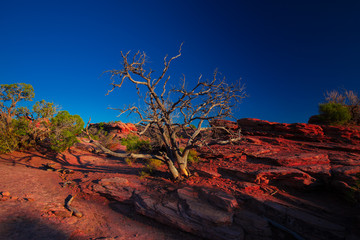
[237,117,360,144]
[85,118,360,240]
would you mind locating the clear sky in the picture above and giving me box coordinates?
[1,1,359,124]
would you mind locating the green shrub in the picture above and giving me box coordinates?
[147,158,163,169]
[139,158,164,178]
[86,122,114,147]
[188,149,199,164]
[0,125,18,153]
[0,83,83,154]
[32,100,57,119]
[0,117,35,153]
[125,158,133,166]
[121,134,152,153]
[318,102,352,125]
[179,147,199,164]
[139,170,151,179]
[0,83,35,153]
[48,111,84,152]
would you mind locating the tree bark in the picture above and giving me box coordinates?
[85,139,182,180]
[166,159,180,179]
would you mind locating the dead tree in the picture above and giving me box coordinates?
[93,45,245,179]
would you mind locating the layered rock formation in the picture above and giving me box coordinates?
[88,118,360,240]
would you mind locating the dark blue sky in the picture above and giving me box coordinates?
[1,1,359,123]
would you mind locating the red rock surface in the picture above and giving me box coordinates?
[1,118,360,240]
[237,117,360,143]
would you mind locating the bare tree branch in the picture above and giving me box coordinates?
[95,45,246,179]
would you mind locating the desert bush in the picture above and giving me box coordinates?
[121,134,152,153]
[179,147,199,164]
[187,149,199,164]
[318,102,352,125]
[125,157,133,166]
[85,122,119,148]
[0,117,36,153]
[48,111,84,152]
[0,83,83,153]
[12,118,34,149]
[311,89,360,125]
[0,83,35,153]
[139,158,164,178]
[0,123,18,153]
[0,83,34,124]
[32,100,57,119]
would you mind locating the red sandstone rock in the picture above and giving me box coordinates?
[322,125,360,143]
[260,199,346,240]
[295,164,331,183]
[237,118,360,144]
[177,187,234,225]
[89,121,138,139]
[108,122,137,134]
[272,153,330,167]
[107,143,126,153]
[237,118,325,141]
[92,177,134,203]
[134,187,245,240]
[331,165,360,185]
[234,209,272,240]
[196,167,221,178]
[237,182,261,192]
[210,119,239,131]
[198,187,240,212]
[255,167,316,188]
[219,166,316,188]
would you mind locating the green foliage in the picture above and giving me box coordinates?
[179,147,199,164]
[15,106,31,118]
[187,149,199,164]
[139,158,164,178]
[0,83,83,154]
[0,83,36,153]
[139,170,151,179]
[50,111,84,134]
[85,122,114,148]
[33,100,57,119]
[48,111,84,152]
[0,83,34,121]
[318,102,352,125]
[121,134,152,153]
[125,158,133,166]
[147,158,163,169]
[0,124,18,153]
[312,89,360,126]
[0,117,34,153]
[0,83,34,103]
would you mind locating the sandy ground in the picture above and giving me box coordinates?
[0,149,203,240]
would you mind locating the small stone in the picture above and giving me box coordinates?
[23,197,35,202]
[1,191,10,197]
[196,168,221,178]
[99,177,129,186]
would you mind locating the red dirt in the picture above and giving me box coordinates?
[1,119,360,239]
[0,148,202,240]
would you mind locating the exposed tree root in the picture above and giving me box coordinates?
[65,194,83,218]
